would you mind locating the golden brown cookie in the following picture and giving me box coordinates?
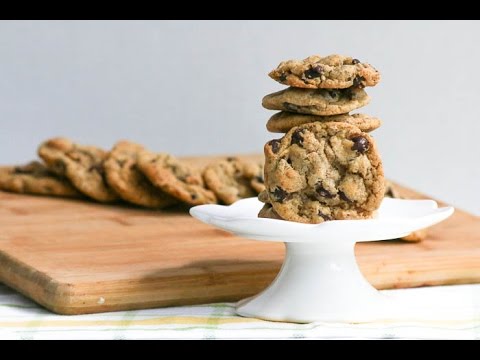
[269,54,381,89]
[258,202,284,220]
[0,161,82,198]
[263,122,385,224]
[104,141,177,208]
[250,171,266,194]
[203,157,264,205]
[258,189,270,203]
[262,87,370,116]
[38,138,119,202]
[138,151,217,205]
[266,112,381,134]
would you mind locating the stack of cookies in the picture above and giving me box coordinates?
[0,138,265,209]
[263,55,382,135]
[259,54,386,224]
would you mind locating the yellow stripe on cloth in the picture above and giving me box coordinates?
[0,315,261,328]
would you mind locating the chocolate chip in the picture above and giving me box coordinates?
[271,187,288,203]
[338,191,351,202]
[304,65,323,79]
[283,102,301,112]
[191,193,198,200]
[268,139,281,154]
[353,76,366,88]
[279,73,288,82]
[53,160,66,174]
[291,129,305,147]
[315,184,334,198]
[88,163,105,175]
[351,136,370,153]
[344,88,355,100]
[255,176,264,184]
[226,157,237,162]
[13,166,31,175]
[328,90,338,99]
[318,211,332,221]
[352,58,361,64]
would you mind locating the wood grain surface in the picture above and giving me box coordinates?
[0,155,478,315]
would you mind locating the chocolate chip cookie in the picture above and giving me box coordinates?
[250,170,266,194]
[266,112,382,133]
[0,161,82,198]
[258,202,284,220]
[263,122,385,224]
[203,157,264,205]
[38,138,119,202]
[104,141,177,208]
[138,151,217,205]
[262,87,370,116]
[269,55,381,89]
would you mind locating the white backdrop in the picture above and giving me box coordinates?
[0,20,478,214]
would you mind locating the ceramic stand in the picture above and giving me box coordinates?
[190,198,454,323]
[237,241,391,323]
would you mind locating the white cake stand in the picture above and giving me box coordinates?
[190,198,454,323]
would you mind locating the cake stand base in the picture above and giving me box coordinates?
[237,241,392,323]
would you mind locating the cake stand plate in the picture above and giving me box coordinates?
[190,198,454,323]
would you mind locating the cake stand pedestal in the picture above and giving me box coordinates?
[190,198,454,323]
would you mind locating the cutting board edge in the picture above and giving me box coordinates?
[0,248,281,315]
[0,249,71,313]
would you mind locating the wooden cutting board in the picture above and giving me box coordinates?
[0,155,478,315]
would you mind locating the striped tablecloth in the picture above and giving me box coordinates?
[0,283,478,340]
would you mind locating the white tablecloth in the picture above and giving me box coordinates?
[0,283,478,340]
